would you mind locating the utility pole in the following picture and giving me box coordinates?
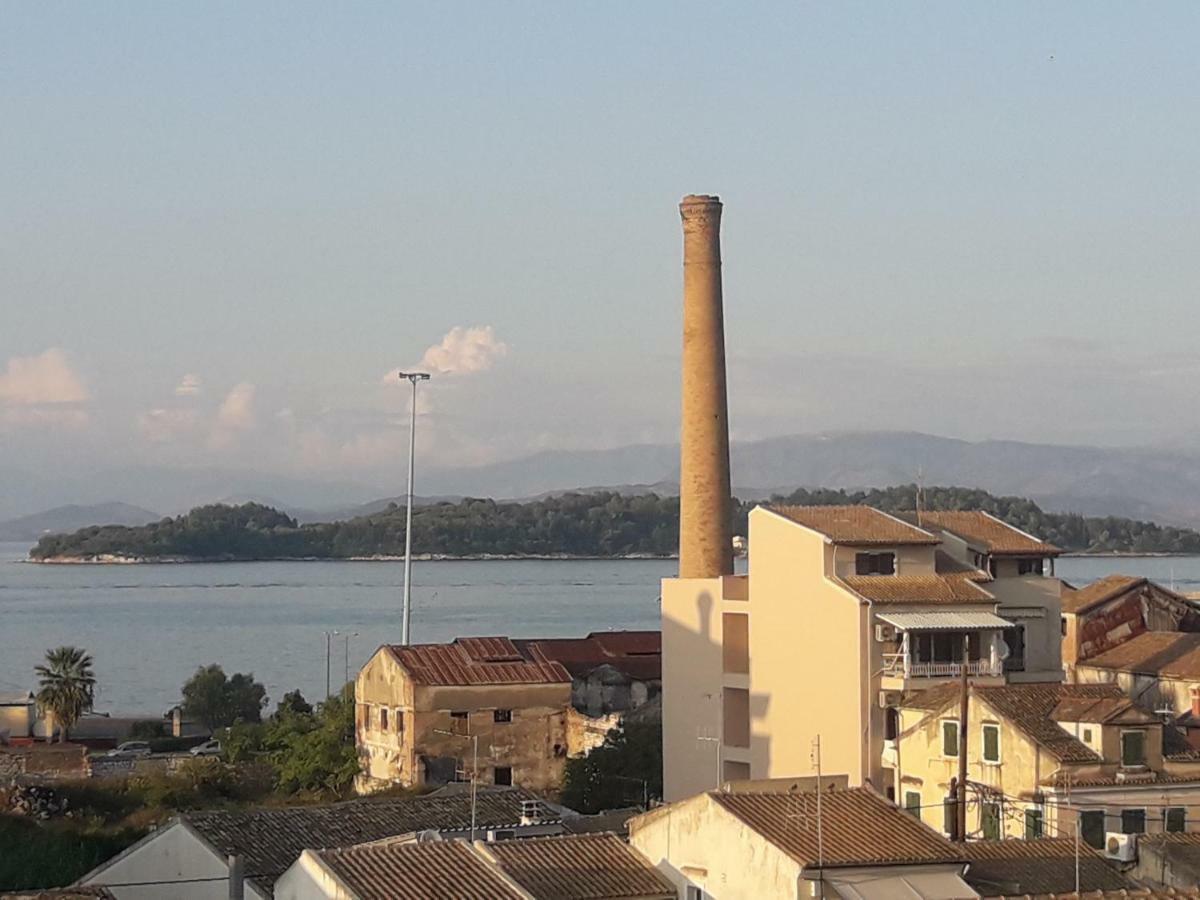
[957,634,969,842]
[343,631,359,687]
[813,734,824,900]
[323,630,337,699]
[398,371,430,646]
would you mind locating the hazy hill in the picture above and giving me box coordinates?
[0,502,160,542]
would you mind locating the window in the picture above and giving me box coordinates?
[942,720,960,757]
[885,707,899,741]
[1003,625,1026,673]
[1061,617,1068,636]
[1025,808,1044,839]
[450,711,468,720]
[1017,557,1044,576]
[686,887,704,900]
[1082,727,1093,744]
[981,803,1001,840]
[494,766,513,786]
[886,786,895,801]
[1121,730,1147,767]
[1122,809,1146,834]
[493,709,512,723]
[982,723,1001,764]
[491,829,515,841]
[1080,810,1106,849]
[855,552,895,575]
[379,707,388,731]
[904,791,922,817]
[943,797,956,835]
[1167,807,1187,832]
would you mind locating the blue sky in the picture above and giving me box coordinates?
[2,3,1199,496]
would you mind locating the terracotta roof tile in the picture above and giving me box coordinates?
[839,574,996,604]
[916,511,1061,556]
[1163,725,1200,761]
[486,833,675,899]
[184,787,557,890]
[1050,696,1158,725]
[935,550,992,581]
[519,631,661,681]
[316,841,525,900]
[1079,632,1200,679]
[974,684,1123,764]
[709,787,964,868]
[961,838,1133,896]
[1061,575,1146,615]
[981,889,1200,899]
[388,637,571,686]
[768,505,940,545]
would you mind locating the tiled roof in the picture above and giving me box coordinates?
[315,841,525,900]
[768,505,940,545]
[1050,696,1158,725]
[1042,770,1200,788]
[916,511,1061,556]
[388,637,571,686]
[1060,575,1146,615]
[1080,632,1200,679]
[1136,833,1200,873]
[184,787,557,890]
[485,833,675,899]
[1163,725,1200,761]
[0,891,116,900]
[0,691,33,705]
[839,574,995,604]
[961,838,1132,896]
[709,787,964,868]
[974,684,1125,763]
[519,631,661,681]
[561,808,640,835]
[935,549,992,581]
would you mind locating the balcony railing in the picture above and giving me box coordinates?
[882,654,1003,679]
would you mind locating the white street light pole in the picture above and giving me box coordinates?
[398,371,430,645]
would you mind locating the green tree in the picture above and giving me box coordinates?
[181,665,267,731]
[35,646,96,742]
[271,688,359,794]
[275,689,313,718]
[562,721,662,814]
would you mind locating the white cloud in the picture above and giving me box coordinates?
[383,325,508,383]
[137,407,201,443]
[174,373,203,397]
[216,383,256,431]
[0,348,88,406]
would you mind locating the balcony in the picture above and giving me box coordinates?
[882,654,1003,679]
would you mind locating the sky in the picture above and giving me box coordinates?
[3,2,1199,507]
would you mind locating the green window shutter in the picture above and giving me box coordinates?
[1121,731,1146,766]
[1025,809,1044,839]
[942,721,959,757]
[904,791,921,817]
[982,724,1000,763]
[982,803,1001,840]
[1167,807,1186,832]
[1080,811,1106,849]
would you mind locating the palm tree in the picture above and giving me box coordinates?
[35,646,96,743]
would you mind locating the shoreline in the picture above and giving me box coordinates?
[25,551,1200,564]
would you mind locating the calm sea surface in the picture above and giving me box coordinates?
[3,542,1199,714]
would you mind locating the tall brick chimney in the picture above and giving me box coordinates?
[678,194,733,579]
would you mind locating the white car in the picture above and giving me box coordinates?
[189,739,222,757]
[106,741,152,758]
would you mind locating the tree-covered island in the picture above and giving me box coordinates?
[28,486,1200,562]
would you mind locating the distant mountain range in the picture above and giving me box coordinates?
[7,431,1200,535]
[0,502,161,542]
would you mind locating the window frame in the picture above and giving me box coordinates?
[1025,807,1044,840]
[379,707,389,731]
[1166,807,1187,833]
[1120,729,1147,768]
[904,791,922,817]
[493,709,513,723]
[855,551,896,575]
[493,765,513,786]
[1121,808,1146,834]
[1079,810,1106,849]
[941,719,960,758]
[981,722,1001,764]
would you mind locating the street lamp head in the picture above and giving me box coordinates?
[397,371,431,382]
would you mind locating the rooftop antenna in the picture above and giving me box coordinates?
[915,467,925,526]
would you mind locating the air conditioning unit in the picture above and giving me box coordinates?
[878,690,901,709]
[1105,832,1137,862]
[875,623,897,642]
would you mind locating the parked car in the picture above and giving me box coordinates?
[189,739,221,757]
[106,741,152,759]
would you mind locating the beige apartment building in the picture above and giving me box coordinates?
[662,505,1064,801]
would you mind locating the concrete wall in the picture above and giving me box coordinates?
[748,509,867,785]
[988,575,1063,682]
[0,702,34,739]
[275,851,354,900]
[81,821,268,900]
[662,575,727,801]
[629,794,803,900]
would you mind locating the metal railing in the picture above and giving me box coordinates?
[882,654,1002,678]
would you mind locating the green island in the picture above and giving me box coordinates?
[28,485,1200,562]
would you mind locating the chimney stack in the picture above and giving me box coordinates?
[1191,685,1200,720]
[678,194,733,579]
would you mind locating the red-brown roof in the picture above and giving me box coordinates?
[484,833,675,899]
[1060,574,1146,615]
[1079,631,1200,680]
[1050,696,1158,725]
[768,505,940,546]
[387,637,571,687]
[916,510,1061,556]
[961,838,1133,896]
[520,631,661,681]
[838,574,996,604]
[709,787,964,868]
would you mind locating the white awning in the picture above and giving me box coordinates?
[821,869,976,899]
[877,611,1014,631]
